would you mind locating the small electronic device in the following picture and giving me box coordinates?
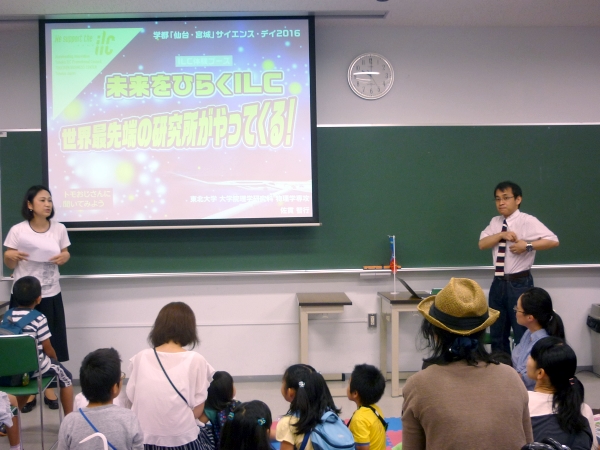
[396,277,430,299]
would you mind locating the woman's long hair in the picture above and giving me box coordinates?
[530,337,588,434]
[283,364,341,435]
[420,319,497,367]
[520,288,565,339]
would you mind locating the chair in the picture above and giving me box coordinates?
[0,334,61,450]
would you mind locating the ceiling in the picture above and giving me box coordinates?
[1,0,600,27]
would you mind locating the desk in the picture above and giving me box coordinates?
[297,292,352,396]
[378,291,422,397]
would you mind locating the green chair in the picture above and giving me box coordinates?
[0,334,61,450]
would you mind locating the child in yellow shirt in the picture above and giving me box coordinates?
[346,364,387,450]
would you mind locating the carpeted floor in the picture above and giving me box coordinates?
[271,417,403,450]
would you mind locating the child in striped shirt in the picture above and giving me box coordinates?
[3,276,73,415]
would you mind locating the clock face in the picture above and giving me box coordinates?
[348,53,394,100]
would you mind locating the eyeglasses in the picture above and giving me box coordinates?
[495,196,515,203]
[513,306,526,314]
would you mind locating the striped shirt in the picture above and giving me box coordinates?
[6,308,52,376]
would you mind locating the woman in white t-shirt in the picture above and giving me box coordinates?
[127,302,214,450]
[3,185,71,412]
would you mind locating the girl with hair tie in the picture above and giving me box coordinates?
[512,287,565,390]
[219,400,274,450]
[527,337,596,450]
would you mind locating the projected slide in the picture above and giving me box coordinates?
[43,18,315,226]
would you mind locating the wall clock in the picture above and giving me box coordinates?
[347,53,394,100]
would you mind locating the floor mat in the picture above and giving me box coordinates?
[271,417,403,449]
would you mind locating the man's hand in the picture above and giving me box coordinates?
[510,240,527,254]
[502,231,518,242]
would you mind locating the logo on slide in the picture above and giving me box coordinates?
[51,28,143,119]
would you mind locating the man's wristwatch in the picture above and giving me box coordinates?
[526,242,533,252]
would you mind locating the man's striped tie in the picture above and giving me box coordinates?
[495,219,508,277]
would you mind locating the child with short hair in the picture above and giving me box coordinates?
[219,400,273,450]
[57,348,143,450]
[2,276,73,415]
[199,371,241,449]
[346,364,387,450]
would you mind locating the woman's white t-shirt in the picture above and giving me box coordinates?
[4,220,70,297]
[126,348,214,447]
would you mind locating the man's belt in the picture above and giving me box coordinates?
[496,270,531,281]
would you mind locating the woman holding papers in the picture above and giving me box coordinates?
[3,185,71,411]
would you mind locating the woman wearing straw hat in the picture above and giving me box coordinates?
[402,278,534,449]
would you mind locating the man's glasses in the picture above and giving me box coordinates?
[495,196,515,203]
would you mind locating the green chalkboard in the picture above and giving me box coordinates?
[2,126,599,276]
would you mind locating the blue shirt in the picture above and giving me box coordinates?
[511,328,548,390]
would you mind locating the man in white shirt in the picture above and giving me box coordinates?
[479,181,559,353]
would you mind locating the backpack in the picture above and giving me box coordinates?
[299,410,356,450]
[197,400,242,450]
[0,308,41,387]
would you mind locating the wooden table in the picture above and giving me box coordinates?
[378,291,423,397]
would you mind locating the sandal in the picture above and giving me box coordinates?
[44,395,59,410]
[21,397,36,413]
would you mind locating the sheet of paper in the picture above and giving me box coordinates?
[18,233,60,263]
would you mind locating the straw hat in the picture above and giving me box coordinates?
[417,278,499,336]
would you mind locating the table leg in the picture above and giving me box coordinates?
[379,296,387,376]
[299,307,309,364]
[391,307,400,397]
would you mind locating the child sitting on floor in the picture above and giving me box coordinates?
[57,348,143,450]
[199,371,241,449]
[347,364,388,450]
[220,400,274,450]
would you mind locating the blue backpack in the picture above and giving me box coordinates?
[299,411,355,450]
[0,308,41,335]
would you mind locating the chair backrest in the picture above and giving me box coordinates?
[0,334,40,377]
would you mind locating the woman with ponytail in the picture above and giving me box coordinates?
[527,337,596,450]
[512,287,566,390]
[275,364,341,450]
[402,278,533,449]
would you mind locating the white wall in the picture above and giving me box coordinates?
[3,23,600,128]
[0,21,40,130]
[1,22,600,377]
[24,267,600,377]
[314,25,600,125]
